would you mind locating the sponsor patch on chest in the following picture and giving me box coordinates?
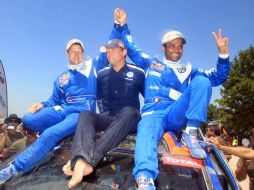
[149,71,161,77]
[126,71,134,78]
[176,66,187,73]
[150,63,165,71]
[59,73,70,87]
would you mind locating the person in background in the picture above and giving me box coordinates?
[209,137,254,159]
[4,114,24,142]
[232,136,238,146]
[63,39,145,189]
[0,118,11,156]
[0,114,25,160]
[0,127,38,160]
[220,125,228,140]
[207,124,232,160]
[249,127,254,148]
[235,138,254,190]
[113,8,230,189]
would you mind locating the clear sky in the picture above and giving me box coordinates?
[0,0,253,117]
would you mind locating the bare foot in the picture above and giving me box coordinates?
[62,160,73,176]
[68,159,93,189]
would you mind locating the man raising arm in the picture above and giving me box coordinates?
[113,8,230,190]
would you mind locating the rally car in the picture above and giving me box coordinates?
[0,130,241,190]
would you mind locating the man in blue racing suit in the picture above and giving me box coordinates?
[0,39,108,184]
[113,8,230,190]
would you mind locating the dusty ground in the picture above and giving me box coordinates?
[228,155,249,190]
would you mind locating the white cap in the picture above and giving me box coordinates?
[162,30,186,45]
[242,138,250,147]
[66,39,84,51]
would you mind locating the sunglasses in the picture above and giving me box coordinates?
[7,119,20,123]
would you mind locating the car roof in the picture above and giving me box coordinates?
[1,132,241,190]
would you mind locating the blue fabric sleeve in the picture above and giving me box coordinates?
[192,57,230,87]
[110,24,152,71]
[94,52,109,72]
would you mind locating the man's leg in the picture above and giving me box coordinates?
[70,111,111,168]
[165,76,212,159]
[133,110,166,189]
[14,112,79,172]
[22,107,64,134]
[92,106,140,167]
[67,111,111,189]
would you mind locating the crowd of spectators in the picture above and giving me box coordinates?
[207,124,254,190]
[0,114,37,161]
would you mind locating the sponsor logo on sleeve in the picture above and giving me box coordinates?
[127,35,133,42]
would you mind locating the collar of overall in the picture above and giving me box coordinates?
[163,57,186,69]
[68,60,86,72]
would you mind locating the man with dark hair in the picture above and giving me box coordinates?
[113,8,230,189]
[63,39,145,189]
[0,114,24,159]
[207,124,231,160]
[4,114,23,142]
[207,124,222,137]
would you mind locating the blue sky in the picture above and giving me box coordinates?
[0,0,253,117]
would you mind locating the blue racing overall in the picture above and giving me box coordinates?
[110,24,230,180]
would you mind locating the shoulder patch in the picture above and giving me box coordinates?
[150,62,165,71]
[127,35,133,42]
[59,73,70,87]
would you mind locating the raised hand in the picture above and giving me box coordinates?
[114,8,127,25]
[212,29,229,55]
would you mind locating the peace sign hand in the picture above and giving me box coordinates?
[212,29,229,55]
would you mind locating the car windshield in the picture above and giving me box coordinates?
[158,164,208,189]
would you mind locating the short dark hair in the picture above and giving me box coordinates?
[208,125,221,136]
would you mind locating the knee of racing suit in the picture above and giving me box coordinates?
[191,75,212,93]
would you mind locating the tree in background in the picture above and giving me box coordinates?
[207,103,220,122]
[216,45,254,134]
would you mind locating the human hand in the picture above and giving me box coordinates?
[212,29,229,55]
[28,103,43,113]
[114,8,127,25]
[209,137,223,149]
[0,149,9,159]
[16,123,24,134]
